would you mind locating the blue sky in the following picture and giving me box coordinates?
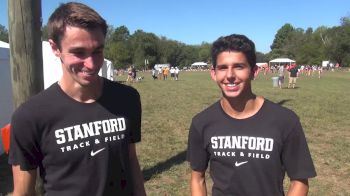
[0,0,349,53]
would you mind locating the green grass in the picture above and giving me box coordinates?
[122,69,350,195]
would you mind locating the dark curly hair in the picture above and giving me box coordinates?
[211,34,256,71]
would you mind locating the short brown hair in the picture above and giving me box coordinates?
[47,2,107,48]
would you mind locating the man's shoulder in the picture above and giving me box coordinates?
[12,84,59,122]
[105,79,138,93]
[192,101,221,122]
[263,99,299,120]
[102,79,140,103]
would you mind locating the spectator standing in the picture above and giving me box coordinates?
[170,67,175,80]
[175,67,180,81]
[158,67,163,80]
[277,65,285,89]
[288,64,299,89]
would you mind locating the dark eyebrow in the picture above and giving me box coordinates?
[216,64,228,67]
[69,44,104,52]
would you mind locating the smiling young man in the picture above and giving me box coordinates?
[9,2,146,196]
[187,34,316,195]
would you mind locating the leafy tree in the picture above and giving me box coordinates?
[105,41,132,69]
[0,24,9,42]
[109,25,130,42]
[270,23,295,52]
[256,52,268,63]
[129,30,159,69]
[42,25,48,40]
[326,24,350,66]
[198,42,211,63]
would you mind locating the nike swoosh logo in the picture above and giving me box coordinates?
[235,161,248,167]
[90,148,105,157]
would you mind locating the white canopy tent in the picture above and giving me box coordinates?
[0,41,13,128]
[269,58,296,67]
[191,62,208,69]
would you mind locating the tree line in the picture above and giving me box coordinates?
[1,15,349,70]
[267,16,350,67]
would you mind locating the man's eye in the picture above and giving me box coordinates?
[73,51,86,57]
[235,64,246,69]
[216,65,227,70]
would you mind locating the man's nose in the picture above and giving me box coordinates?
[84,55,96,69]
[226,67,235,78]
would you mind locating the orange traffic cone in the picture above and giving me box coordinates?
[1,123,10,154]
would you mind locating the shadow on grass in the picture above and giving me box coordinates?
[276,99,292,106]
[142,150,187,181]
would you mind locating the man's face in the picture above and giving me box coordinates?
[210,51,254,99]
[50,26,105,87]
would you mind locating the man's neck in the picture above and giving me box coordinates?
[58,77,103,103]
[220,94,264,119]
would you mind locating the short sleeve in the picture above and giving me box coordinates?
[8,107,43,170]
[186,120,209,172]
[129,89,141,143]
[282,120,317,180]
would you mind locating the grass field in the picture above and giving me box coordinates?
[124,69,350,196]
[1,69,349,196]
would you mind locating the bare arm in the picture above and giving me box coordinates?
[191,170,207,196]
[12,165,36,196]
[287,179,309,196]
[129,143,146,196]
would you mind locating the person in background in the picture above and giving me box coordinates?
[318,65,323,79]
[127,65,134,82]
[170,67,175,80]
[277,64,285,89]
[187,34,316,196]
[158,67,163,80]
[163,67,169,80]
[9,2,146,196]
[288,64,299,88]
[175,67,180,81]
[151,68,157,80]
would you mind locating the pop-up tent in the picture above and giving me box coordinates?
[0,41,13,128]
[269,58,296,67]
[191,62,208,69]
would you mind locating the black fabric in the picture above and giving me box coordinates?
[9,78,141,196]
[187,99,316,196]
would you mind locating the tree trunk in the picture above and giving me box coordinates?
[8,0,44,195]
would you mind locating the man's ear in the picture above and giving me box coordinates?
[210,65,217,81]
[252,66,259,80]
[48,39,61,58]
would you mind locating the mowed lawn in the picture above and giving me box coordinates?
[124,69,350,196]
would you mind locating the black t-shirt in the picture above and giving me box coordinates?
[187,99,316,196]
[9,78,141,196]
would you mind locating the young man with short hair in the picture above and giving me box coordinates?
[9,2,146,195]
[187,34,316,195]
